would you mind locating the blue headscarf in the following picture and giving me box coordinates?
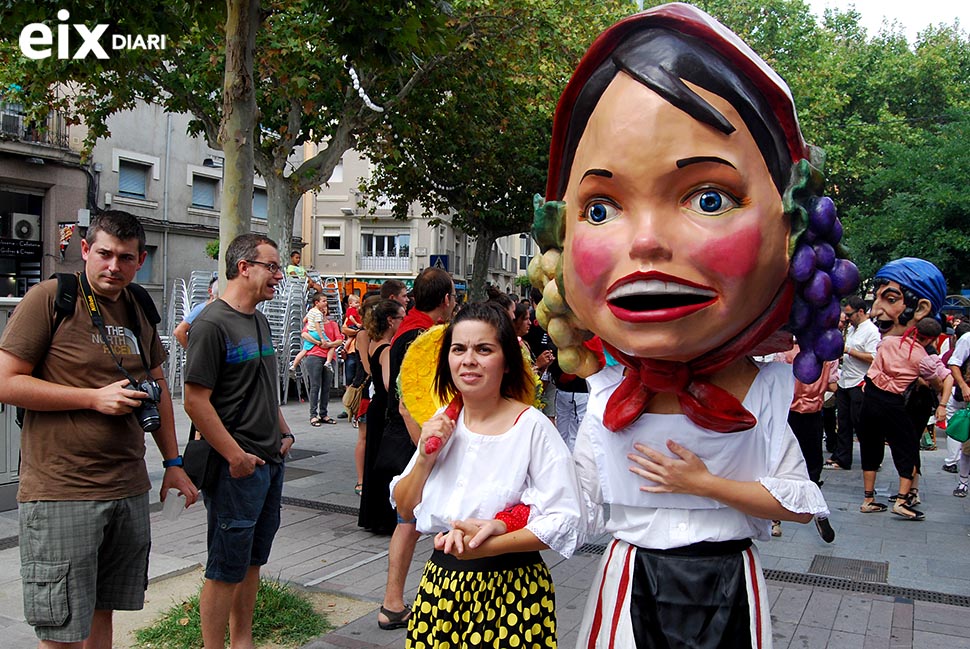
[873,257,947,319]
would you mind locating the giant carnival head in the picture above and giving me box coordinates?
[870,258,946,338]
[529,3,859,431]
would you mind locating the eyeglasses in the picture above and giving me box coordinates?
[391,315,405,320]
[246,260,282,274]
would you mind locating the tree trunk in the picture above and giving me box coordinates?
[217,0,259,278]
[468,229,494,301]
[265,174,299,253]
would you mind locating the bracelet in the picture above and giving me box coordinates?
[162,455,183,468]
[281,433,295,440]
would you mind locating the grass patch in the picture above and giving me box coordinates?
[134,577,331,648]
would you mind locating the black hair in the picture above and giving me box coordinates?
[916,317,942,339]
[556,27,791,199]
[485,285,515,313]
[225,233,277,280]
[413,268,453,312]
[364,299,404,340]
[434,302,531,405]
[843,295,867,312]
[955,322,970,339]
[86,209,147,253]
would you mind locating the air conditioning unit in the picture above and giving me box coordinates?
[11,213,41,241]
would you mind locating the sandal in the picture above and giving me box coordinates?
[823,461,844,470]
[310,416,322,427]
[891,497,925,521]
[770,521,782,537]
[378,604,412,631]
[321,416,337,425]
[860,490,887,513]
[354,482,363,496]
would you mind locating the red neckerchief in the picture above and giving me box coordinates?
[392,309,435,343]
[602,281,795,433]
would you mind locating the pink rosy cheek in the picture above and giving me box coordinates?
[692,225,762,279]
[568,232,610,289]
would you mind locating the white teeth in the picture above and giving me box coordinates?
[607,280,716,300]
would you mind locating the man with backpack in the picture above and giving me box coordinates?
[0,210,197,648]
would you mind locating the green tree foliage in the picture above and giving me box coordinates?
[847,109,970,288]
[0,0,460,248]
[360,0,629,299]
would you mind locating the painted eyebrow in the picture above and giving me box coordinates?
[581,168,613,181]
[676,156,737,169]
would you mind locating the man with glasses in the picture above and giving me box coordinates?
[826,295,880,471]
[184,234,295,649]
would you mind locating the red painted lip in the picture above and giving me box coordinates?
[606,271,717,323]
[606,271,714,295]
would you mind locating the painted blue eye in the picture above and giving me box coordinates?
[582,201,619,224]
[698,191,722,212]
[685,188,738,216]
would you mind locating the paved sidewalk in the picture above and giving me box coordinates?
[0,397,968,648]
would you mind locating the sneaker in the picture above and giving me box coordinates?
[770,521,782,537]
[954,483,969,498]
[943,463,959,474]
[814,516,835,543]
[338,412,349,419]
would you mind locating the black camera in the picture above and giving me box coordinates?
[129,378,162,432]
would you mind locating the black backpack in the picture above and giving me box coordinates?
[14,274,160,427]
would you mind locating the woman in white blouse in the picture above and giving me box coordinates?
[391,302,583,648]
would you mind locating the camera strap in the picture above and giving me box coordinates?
[76,272,152,385]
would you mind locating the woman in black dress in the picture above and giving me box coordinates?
[357,299,405,534]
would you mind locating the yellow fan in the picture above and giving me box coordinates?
[398,324,539,425]
[398,325,453,426]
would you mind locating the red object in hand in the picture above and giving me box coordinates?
[444,395,463,421]
[495,504,530,532]
[424,396,463,454]
[424,436,442,454]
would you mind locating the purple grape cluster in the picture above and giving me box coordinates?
[787,195,860,383]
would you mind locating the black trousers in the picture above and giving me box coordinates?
[789,410,824,484]
[833,385,864,469]
[823,403,837,453]
[859,380,919,478]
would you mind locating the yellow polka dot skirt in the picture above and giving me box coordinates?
[406,552,557,648]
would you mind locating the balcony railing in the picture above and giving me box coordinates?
[356,254,411,273]
[0,104,70,149]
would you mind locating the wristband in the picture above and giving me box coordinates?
[281,433,295,440]
[162,455,183,468]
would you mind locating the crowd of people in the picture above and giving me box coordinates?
[3,4,969,649]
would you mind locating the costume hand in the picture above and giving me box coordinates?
[91,378,148,415]
[629,440,713,495]
[420,412,455,459]
[229,452,265,479]
[161,468,199,506]
[281,435,295,456]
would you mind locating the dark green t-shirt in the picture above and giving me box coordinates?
[184,299,282,463]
